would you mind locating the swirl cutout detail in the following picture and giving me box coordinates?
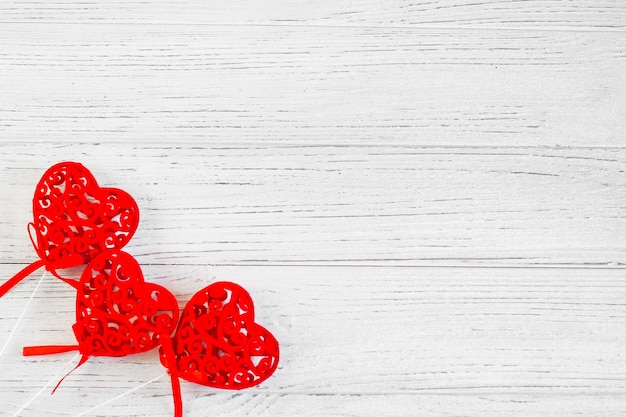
[1,162,140,298]
[160,281,279,390]
[32,161,140,272]
[74,250,179,357]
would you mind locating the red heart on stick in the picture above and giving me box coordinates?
[160,281,279,390]
[32,161,140,271]
[73,250,179,357]
[1,162,140,298]
[23,250,180,392]
[24,250,179,359]
[0,162,139,297]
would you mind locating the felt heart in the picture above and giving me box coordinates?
[31,161,140,271]
[22,250,180,394]
[160,281,279,390]
[73,250,179,357]
[1,162,140,298]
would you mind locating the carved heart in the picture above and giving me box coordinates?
[160,281,279,390]
[74,250,179,357]
[31,161,139,272]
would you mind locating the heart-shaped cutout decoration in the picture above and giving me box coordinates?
[74,250,179,357]
[0,162,140,299]
[160,281,279,390]
[31,161,139,272]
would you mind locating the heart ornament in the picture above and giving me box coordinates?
[32,161,139,271]
[73,250,179,357]
[22,258,278,416]
[1,162,140,298]
[23,250,179,394]
[23,250,179,367]
[160,281,279,390]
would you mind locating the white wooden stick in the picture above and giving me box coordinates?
[0,270,47,358]
[74,373,166,417]
[10,352,80,417]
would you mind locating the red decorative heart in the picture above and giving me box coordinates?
[1,162,140,298]
[73,250,179,357]
[31,161,139,272]
[160,281,279,390]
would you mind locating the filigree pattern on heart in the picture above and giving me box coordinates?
[160,281,279,390]
[1,162,140,298]
[74,250,179,357]
[31,161,139,271]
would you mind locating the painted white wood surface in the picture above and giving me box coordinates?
[2,144,626,267]
[0,24,624,147]
[1,0,625,30]
[1,2,625,416]
[1,265,625,416]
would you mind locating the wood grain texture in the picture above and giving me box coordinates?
[0,265,624,416]
[1,143,626,268]
[1,1,625,416]
[0,24,624,147]
[1,1,625,31]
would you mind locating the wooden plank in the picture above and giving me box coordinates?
[0,1,624,31]
[1,143,625,267]
[0,264,624,416]
[0,24,624,147]
[0,3,624,416]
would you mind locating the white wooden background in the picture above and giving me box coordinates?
[1,1,625,416]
